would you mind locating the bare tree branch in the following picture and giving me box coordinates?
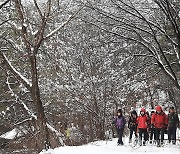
[0,0,10,9]
[44,3,86,40]
[0,52,32,91]
[83,19,180,90]
[33,0,43,19]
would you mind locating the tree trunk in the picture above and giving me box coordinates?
[30,53,51,151]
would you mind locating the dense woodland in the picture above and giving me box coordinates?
[0,0,180,153]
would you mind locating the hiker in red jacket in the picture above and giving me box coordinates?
[136,108,149,146]
[151,105,168,147]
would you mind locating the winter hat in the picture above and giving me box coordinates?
[151,111,155,115]
[117,109,122,113]
[140,108,146,112]
[155,105,162,111]
[131,110,137,115]
[169,106,174,110]
[146,111,149,116]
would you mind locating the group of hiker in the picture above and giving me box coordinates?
[113,106,179,146]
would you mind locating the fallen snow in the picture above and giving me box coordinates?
[0,128,18,140]
[40,137,180,154]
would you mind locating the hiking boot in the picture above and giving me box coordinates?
[172,140,176,145]
[161,141,164,146]
[143,141,146,146]
[117,141,124,146]
[157,140,160,147]
[139,139,142,146]
[129,139,132,143]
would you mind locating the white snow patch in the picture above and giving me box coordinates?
[39,136,180,154]
[0,128,18,140]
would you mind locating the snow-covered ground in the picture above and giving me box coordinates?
[40,137,180,154]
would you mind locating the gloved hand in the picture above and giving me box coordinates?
[176,124,179,128]
[164,124,168,129]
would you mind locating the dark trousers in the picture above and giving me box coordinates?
[117,128,124,144]
[129,126,137,140]
[138,128,148,142]
[168,127,177,143]
[150,128,156,140]
[155,128,165,143]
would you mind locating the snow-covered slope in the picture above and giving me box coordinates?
[40,137,180,154]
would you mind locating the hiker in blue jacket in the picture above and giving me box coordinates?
[113,109,126,145]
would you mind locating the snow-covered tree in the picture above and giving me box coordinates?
[0,0,85,151]
[84,0,180,91]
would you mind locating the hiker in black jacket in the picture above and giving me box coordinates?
[128,110,138,143]
[149,111,156,144]
[167,106,179,144]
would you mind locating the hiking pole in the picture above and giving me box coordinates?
[177,127,180,145]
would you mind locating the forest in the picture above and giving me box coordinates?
[0,0,180,153]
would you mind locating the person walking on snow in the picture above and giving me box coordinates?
[145,111,151,141]
[149,111,156,144]
[113,109,126,145]
[136,108,149,146]
[128,110,138,143]
[167,106,179,145]
[151,105,168,147]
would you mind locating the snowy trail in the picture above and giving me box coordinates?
[40,138,180,154]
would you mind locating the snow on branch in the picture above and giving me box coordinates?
[44,3,86,40]
[6,74,36,119]
[0,0,10,9]
[13,118,34,127]
[0,52,32,91]
[46,123,65,146]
